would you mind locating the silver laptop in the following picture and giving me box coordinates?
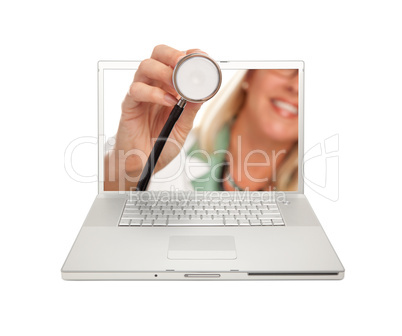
[61,59,344,280]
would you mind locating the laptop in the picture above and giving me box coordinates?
[61,59,344,280]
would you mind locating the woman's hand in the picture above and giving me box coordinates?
[105,45,205,190]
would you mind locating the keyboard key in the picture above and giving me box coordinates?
[272,220,285,226]
[261,219,273,226]
[119,218,131,226]
[249,220,261,226]
[154,221,167,226]
[121,213,144,219]
[239,220,250,226]
[224,219,238,225]
[258,214,282,219]
[124,204,139,208]
[167,219,224,226]
[124,209,140,213]
[130,220,142,226]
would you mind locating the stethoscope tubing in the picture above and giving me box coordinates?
[136,98,187,191]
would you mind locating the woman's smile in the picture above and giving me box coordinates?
[270,98,298,119]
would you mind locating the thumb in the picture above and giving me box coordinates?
[175,102,203,134]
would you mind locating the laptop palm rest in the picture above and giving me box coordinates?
[168,236,237,260]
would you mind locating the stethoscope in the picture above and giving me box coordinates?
[136,53,222,191]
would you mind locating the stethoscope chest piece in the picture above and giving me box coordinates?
[173,53,222,103]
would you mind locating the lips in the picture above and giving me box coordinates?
[271,99,298,118]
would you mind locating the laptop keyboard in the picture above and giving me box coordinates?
[118,197,285,227]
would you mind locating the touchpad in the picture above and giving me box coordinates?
[168,236,237,260]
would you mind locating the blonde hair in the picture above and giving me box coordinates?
[195,70,299,191]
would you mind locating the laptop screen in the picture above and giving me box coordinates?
[100,61,303,193]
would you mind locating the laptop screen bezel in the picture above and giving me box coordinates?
[97,60,304,195]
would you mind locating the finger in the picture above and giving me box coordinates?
[126,82,178,108]
[174,102,203,134]
[151,44,185,69]
[135,58,174,88]
[185,48,208,55]
[158,81,181,99]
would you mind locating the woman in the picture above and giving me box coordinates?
[104,45,298,192]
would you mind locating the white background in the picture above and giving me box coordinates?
[1,1,401,335]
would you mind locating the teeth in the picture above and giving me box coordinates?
[273,99,298,114]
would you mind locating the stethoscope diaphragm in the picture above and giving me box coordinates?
[172,53,222,103]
